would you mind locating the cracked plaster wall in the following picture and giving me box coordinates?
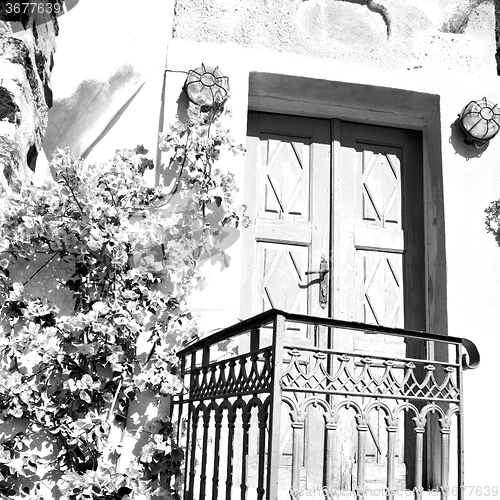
[172,0,497,73]
[0,1,61,192]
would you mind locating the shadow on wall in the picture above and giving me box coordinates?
[155,90,243,269]
[449,118,489,159]
[43,64,146,160]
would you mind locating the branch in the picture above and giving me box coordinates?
[107,379,123,425]
[22,252,60,285]
[162,129,191,204]
[60,171,85,214]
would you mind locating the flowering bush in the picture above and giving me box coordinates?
[0,107,245,498]
[485,199,500,245]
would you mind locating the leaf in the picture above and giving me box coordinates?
[7,458,24,472]
[79,390,91,403]
[149,459,168,475]
[0,481,16,495]
[65,279,81,291]
[19,391,31,404]
[171,448,184,461]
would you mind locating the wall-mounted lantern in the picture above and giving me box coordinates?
[184,64,229,111]
[459,98,500,148]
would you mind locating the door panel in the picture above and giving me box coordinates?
[261,135,309,221]
[334,121,425,331]
[243,112,331,323]
[356,144,405,328]
[359,251,404,328]
[259,243,308,313]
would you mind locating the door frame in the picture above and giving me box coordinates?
[246,72,447,340]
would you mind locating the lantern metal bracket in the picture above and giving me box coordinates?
[183,63,230,111]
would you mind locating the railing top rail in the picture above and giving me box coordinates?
[282,343,461,368]
[176,309,480,370]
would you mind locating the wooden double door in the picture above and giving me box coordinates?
[241,112,426,492]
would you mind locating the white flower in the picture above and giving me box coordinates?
[88,227,105,251]
[9,282,24,300]
[92,301,110,315]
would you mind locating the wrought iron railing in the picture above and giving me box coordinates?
[173,309,479,500]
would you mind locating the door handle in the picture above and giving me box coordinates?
[305,268,330,276]
[305,256,329,308]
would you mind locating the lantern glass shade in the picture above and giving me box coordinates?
[459,98,500,145]
[184,64,229,109]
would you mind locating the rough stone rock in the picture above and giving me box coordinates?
[496,0,500,73]
[0,1,61,191]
